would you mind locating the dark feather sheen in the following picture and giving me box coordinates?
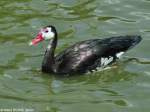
[42,29,142,75]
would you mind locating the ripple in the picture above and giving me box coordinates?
[144,71,150,76]
[97,16,136,22]
[0,93,51,103]
[100,88,123,96]
[137,82,150,88]
[104,0,120,4]
[59,29,75,38]
[0,53,26,74]
[53,0,96,21]
[0,0,149,111]
[113,100,127,106]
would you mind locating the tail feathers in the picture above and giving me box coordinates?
[108,35,142,51]
[130,35,142,48]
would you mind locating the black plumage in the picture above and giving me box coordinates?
[41,27,142,75]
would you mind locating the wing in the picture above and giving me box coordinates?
[54,39,114,74]
[55,39,101,74]
[54,35,141,74]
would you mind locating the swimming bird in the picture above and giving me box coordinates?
[30,25,142,75]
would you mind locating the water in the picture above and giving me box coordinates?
[0,0,150,112]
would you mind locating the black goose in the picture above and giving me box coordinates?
[30,25,142,75]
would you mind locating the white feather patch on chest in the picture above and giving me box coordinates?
[47,40,53,50]
[47,44,51,50]
[101,56,113,66]
[116,52,124,58]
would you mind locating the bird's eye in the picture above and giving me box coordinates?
[45,30,48,33]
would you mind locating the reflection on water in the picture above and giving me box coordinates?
[0,66,134,107]
[0,0,150,112]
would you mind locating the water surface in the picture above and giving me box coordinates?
[0,0,150,112]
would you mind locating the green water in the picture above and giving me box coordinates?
[0,0,150,112]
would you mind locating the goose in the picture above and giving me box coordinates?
[30,25,142,75]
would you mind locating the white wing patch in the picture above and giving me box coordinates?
[116,52,124,58]
[101,56,114,66]
[86,52,124,74]
[86,56,114,74]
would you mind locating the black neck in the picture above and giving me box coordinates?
[42,34,57,73]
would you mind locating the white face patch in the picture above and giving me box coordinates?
[42,27,55,40]
[101,56,113,66]
[116,52,124,58]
